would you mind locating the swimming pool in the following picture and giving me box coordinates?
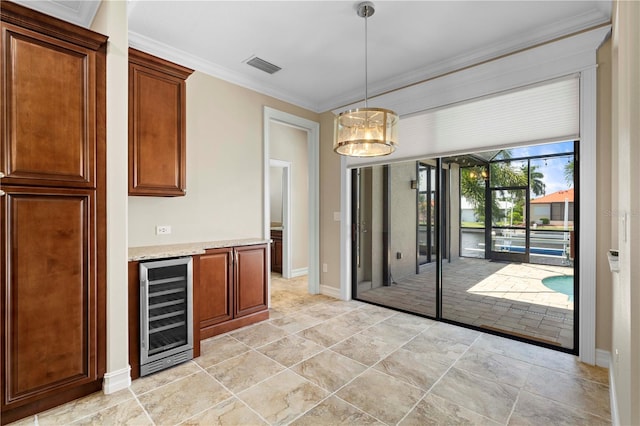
[542,275,574,301]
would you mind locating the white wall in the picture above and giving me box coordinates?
[610,1,640,424]
[91,0,130,391]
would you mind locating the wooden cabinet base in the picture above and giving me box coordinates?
[200,310,269,340]
[1,380,103,425]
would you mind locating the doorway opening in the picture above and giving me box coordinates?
[263,107,320,296]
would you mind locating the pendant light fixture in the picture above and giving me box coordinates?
[334,1,398,157]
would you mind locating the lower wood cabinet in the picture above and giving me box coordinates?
[198,247,233,330]
[199,244,269,339]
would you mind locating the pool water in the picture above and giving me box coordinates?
[542,275,574,301]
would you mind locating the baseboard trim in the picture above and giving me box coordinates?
[291,267,308,278]
[103,366,131,394]
[609,365,619,426]
[320,284,341,299]
[595,348,611,368]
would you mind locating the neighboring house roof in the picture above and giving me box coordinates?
[531,188,574,204]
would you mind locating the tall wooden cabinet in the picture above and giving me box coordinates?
[128,48,193,196]
[0,2,107,423]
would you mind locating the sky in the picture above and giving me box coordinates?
[504,140,574,197]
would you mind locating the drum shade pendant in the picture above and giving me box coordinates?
[334,2,398,157]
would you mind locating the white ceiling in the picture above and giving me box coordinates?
[14,0,611,113]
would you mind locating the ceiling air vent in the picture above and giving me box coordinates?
[245,56,281,74]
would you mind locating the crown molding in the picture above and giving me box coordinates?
[10,0,101,28]
[128,31,321,113]
[321,7,611,113]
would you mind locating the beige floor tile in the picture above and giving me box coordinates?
[229,322,290,348]
[206,350,284,393]
[269,313,321,334]
[70,399,152,426]
[291,349,367,392]
[454,346,532,388]
[238,370,328,425]
[402,332,470,366]
[337,369,425,425]
[339,308,394,327]
[524,365,611,419]
[131,361,202,395]
[431,367,519,423]
[37,389,134,426]
[290,396,384,426]
[180,397,268,425]
[137,371,231,425]
[509,391,611,425]
[296,319,363,347]
[195,335,251,369]
[358,321,422,347]
[400,393,501,426]
[257,335,324,367]
[374,347,451,391]
[331,332,400,366]
[381,312,436,333]
[422,322,482,345]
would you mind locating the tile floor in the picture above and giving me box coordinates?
[358,258,575,348]
[12,274,609,425]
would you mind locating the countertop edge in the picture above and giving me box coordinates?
[128,238,269,261]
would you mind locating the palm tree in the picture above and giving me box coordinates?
[529,165,546,196]
[564,160,574,187]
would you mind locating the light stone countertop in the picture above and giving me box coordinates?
[128,238,269,261]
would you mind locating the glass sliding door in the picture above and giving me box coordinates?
[351,140,577,352]
[352,161,438,318]
[442,141,576,351]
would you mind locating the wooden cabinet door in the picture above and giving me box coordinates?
[234,245,268,318]
[1,187,101,413]
[0,22,98,188]
[128,48,193,196]
[199,248,234,328]
[270,231,282,273]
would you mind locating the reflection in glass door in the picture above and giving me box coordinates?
[417,163,436,267]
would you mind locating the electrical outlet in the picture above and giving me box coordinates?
[396,252,403,260]
[156,225,171,235]
[322,263,328,273]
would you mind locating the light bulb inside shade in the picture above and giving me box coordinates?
[334,107,398,157]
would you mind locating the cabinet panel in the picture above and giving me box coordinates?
[199,248,233,328]
[234,245,268,318]
[128,48,193,196]
[1,187,97,408]
[1,23,96,188]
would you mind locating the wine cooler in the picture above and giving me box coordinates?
[139,256,193,376]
